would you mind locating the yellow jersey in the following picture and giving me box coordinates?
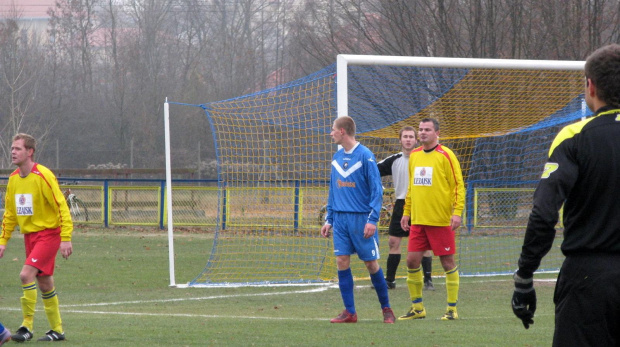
[1,163,73,245]
[403,144,465,226]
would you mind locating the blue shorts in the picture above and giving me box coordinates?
[332,212,380,261]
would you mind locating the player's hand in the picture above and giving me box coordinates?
[400,216,410,232]
[60,241,73,259]
[320,224,332,238]
[0,244,5,258]
[450,215,462,230]
[363,223,376,239]
[512,272,536,329]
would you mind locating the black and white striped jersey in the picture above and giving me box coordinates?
[518,106,620,276]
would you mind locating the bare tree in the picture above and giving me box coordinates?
[47,0,99,93]
[4,0,620,170]
[185,0,287,100]
[0,15,50,168]
[290,0,620,68]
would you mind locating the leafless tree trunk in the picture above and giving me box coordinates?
[290,0,620,68]
[4,0,620,170]
[0,17,50,168]
[47,0,98,93]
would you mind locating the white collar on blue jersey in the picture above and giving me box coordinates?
[344,141,360,154]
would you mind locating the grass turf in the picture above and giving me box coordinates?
[0,227,556,346]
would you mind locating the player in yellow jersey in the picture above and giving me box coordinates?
[397,118,465,321]
[377,126,435,291]
[0,133,73,342]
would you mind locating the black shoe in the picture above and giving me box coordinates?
[37,330,65,342]
[424,279,435,291]
[11,326,33,342]
[386,280,396,289]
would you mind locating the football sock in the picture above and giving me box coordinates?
[406,266,424,309]
[422,256,432,282]
[445,266,460,308]
[42,288,63,333]
[0,322,5,333]
[370,268,390,309]
[20,282,37,330]
[337,268,356,314]
[385,254,401,282]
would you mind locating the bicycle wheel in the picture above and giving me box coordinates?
[70,197,89,222]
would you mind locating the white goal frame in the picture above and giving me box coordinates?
[162,55,586,287]
[336,54,585,119]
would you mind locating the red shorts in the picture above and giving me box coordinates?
[24,228,61,277]
[407,225,456,256]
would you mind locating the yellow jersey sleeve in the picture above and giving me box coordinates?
[404,145,465,226]
[1,164,73,241]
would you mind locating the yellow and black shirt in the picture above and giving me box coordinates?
[518,106,620,276]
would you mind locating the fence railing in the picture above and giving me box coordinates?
[0,178,329,230]
[0,178,220,229]
[465,180,564,232]
[1,177,556,232]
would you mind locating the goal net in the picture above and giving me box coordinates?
[183,55,586,287]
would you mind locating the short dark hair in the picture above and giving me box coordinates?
[399,126,416,138]
[420,118,440,131]
[334,116,356,136]
[585,44,620,108]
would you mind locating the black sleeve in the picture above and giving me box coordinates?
[377,153,400,177]
[517,135,579,277]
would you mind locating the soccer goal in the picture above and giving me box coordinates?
[166,55,585,287]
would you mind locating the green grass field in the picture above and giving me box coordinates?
[0,227,557,346]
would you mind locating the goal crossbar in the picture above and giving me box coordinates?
[166,54,587,287]
[337,54,585,119]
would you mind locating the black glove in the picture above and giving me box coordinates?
[512,272,536,329]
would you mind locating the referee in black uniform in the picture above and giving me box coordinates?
[512,44,620,346]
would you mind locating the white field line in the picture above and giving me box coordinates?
[0,287,337,321]
[0,306,554,321]
[66,278,554,308]
[61,286,336,308]
[0,278,556,321]
[0,307,331,321]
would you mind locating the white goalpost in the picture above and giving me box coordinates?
[164,55,587,287]
[164,98,177,287]
[336,54,584,119]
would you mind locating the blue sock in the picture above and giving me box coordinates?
[337,268,355,314]
[370,268,390,309]
[0,322,5,333]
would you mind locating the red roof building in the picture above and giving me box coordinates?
[0,0,55,19]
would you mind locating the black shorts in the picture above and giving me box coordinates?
[388,199,409,238]
[552,253,620,346]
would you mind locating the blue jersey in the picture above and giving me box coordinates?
[326,142,383,226]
